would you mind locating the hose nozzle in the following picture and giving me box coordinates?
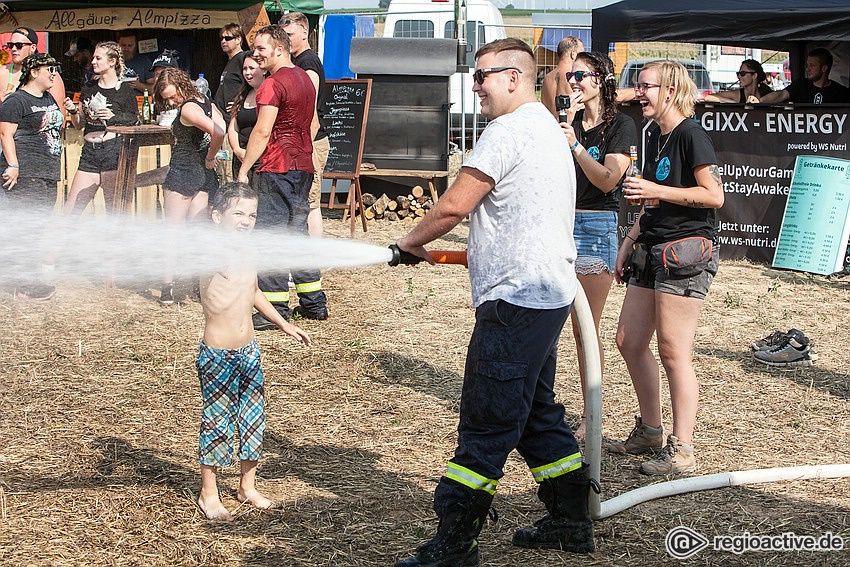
[388,244,469,267]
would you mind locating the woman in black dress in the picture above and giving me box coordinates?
[154,67,226,304]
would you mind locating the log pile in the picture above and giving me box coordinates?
[362,185,433,222]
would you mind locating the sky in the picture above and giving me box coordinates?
[321,0,620,9]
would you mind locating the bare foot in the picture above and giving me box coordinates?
[237,487,277,510]
[197,492,233,521]
[574,417,587,443]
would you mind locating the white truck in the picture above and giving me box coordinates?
[382,0,506,138]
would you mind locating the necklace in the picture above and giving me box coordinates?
[655,117,685,162]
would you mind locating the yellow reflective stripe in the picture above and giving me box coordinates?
[529,453,582,482]
[294,280,322,293]
[263,291,290,302]
[445,462,498,494]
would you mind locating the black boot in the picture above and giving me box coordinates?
[512,463,595,553]
[395,490,495,567]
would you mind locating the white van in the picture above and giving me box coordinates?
[383,0,506,134]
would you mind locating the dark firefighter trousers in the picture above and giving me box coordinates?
[255,170,327,317]
[434,299,582,516]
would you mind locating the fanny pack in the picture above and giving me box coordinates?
[650,236,713,278]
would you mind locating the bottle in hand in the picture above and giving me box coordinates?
[627,145,642,206]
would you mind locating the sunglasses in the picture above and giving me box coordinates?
[281,19,307,29]
[634,82,662,94]
[220,35,239,41]
[473,66,521,85]
[736,71,756,77]
[40,65,61,74]
[566,70,600,82]
[5,41,33,50]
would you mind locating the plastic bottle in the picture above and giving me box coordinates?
[142,89,152,124]
[195,73,210,98]
[626,145,641,206]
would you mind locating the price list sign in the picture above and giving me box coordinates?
[772,155,850,275]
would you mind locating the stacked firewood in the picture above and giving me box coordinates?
[362,185,433,222]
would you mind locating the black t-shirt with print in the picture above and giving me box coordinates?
[638,119,718,246]
[573,110,637,211]
[785,79,850,104]
[80,80,139,135]
[0,90,63,181]
[214,50,249,115]
[292,49,328,140]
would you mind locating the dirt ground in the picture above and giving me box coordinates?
[1,217,848,566]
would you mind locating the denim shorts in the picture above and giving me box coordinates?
[628,244,720,300]
[574,211,618,275]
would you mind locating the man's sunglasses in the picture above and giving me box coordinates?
[281,19,307,29]
[473,66,521,85]
[5,42,33,50]
[566,70,600,82]
[220,35,239,41]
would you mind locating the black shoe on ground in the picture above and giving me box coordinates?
[293,306,328,320]
[16,282,56,301]
[252,312,278,331]
[159,284,174,305]
[512,463,596,553]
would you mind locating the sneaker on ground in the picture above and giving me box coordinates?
[16,282,56,301]
[751,330,788,351]
[608,416,663,455]
[640,434,695,475]
[293,306,328,321]
[159,284,174,305]
[754,335,815,367]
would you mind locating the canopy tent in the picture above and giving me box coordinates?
[591,0,850,51]
[591,0,850,85]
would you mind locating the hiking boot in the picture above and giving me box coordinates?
[15,282,56,301]
[159,283,174,305]
[640,435,695,475]
[293,305,328,321]
[608,416,663,455]
[395,490,494,567]
[252,312,277,331]
[512,463,595,553]
[754,333,816,367]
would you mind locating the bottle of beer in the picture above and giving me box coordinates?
[626,145,641,206]
[142,89,152,124]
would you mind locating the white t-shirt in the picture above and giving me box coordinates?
[464,101,577,309]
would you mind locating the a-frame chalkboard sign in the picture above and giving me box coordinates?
[323,78,372,236]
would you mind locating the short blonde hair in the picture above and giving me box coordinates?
[640,60,697,118]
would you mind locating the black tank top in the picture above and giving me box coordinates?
[235,103,257,149]
[172,95,212,160]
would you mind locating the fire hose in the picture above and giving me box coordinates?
[386,244,850,519]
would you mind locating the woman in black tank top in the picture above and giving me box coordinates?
[227,54,263,185]
[153,68,226,304]
[704,59,773,103]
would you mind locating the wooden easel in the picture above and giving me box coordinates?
[321,79,372,238]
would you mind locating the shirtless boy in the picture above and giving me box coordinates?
[196,182,310,521]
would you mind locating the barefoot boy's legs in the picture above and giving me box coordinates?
[198,464,233,521]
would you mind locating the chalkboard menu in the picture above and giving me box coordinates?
[324,79,372,177]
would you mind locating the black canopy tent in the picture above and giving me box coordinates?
[591,0,850,80]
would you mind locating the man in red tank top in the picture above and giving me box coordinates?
[238,24,328,327]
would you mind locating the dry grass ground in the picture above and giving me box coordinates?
[1,218,848,566]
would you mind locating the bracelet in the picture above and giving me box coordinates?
[570,140,580,152]
[5,164,18,169]
[624,234,635,242]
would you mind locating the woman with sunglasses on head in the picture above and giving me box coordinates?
[0,27,66,107]
[703,59,772,103]
[0,53,65,301]
[62,41,139,214]
[560,52,637,442]
[610,60,724,475]
[154,67,225,304]
[227,54,264,186]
